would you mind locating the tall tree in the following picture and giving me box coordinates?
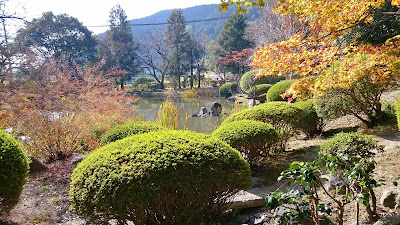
[99,4,138,89]
[166,9,189,89]
[15,12,97,66]
[216,13,253,75]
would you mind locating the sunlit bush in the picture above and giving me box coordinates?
[70,130,252,224]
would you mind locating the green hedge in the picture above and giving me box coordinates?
[70,130,252,224]
[223,101,303,150]
[212,120,279,162]
[133,77,157,86]
[240,70,283,91]
[100,120,164,146]
[320,132,384,158]
[294,99,324,138]
[266,79,296,102]
[0,130,29,214]
[219,82,238,98]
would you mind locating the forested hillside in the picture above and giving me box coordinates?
[98,4,261,40]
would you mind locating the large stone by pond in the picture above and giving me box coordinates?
[211,101,222,116]
[226,190,266,209]
[199,107,208,116]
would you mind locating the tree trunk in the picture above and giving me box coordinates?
[190,64,194,88]
[120,78,124,90]
[197,64,201,88]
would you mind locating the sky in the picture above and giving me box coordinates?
[6,0,221,34]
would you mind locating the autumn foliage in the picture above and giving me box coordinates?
[0,60,137,162]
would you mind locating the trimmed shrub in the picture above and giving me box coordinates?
[248,84,272,102]
[239,70,283,91]
[223,101,303,150]
[0,130,29,214]
[69,130,252,224]
[294,99,324,138]
[320,132,384,158]
[100,120,163,146]
[212,120,279,162]
[133,77,157,86]
[396,97,400,130]
[267,79,296,102]
[219,82,238,98]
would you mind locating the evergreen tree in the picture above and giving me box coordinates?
[216,13,253,75]
[166,9,189,89]
[99,4,138,89]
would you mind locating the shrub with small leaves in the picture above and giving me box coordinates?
[219,82,238,98]
[70,130,252,224]
[320,132,384,158]
[294,99,324,138]
[239,69,283,91]
[267,79,296,102]
[100,120,163,146]
[222,101,303,150]
[248,84,272,102]
[0,130,29,214]
[212,120,279,162]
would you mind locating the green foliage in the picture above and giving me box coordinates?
[156,100,179,130]
[218,13,252,52]
[69,130,252,224]
[267,79,296,102]
[294,99,324,138]
[270,133,383,224]
[15,11,97,65]
[248,84,272,102]
[223,101,303,150]
[212,120,279,162]
[315,75,392,128]
[320,132,384,158]
[396,97,400,130]
[219,82,238,98]
[240,70,283,91]
[133,77,157,90]
[100,120,163,146]
[0,130,29,214]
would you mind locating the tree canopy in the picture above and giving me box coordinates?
[15,12,97,65]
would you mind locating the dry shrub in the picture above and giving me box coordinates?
[0,59,137,162]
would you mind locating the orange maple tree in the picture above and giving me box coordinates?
[221,0,400,126]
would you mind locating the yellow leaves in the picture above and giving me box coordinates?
[392,0,400,7]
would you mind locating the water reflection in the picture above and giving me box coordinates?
[135,97,234,134]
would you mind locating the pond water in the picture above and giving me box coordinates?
[134,97,235,134]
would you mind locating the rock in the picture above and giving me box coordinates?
[211,102,222,116]
[226,190,266,209]
[253,213,271,225]
[71,155,85,165]
[374,215,400,225]
[199,107,208,116]
[227,96,236,102]
[189,114,198,117]
[248,99,256,107]
[27,155,48,174]
[380,190,399,209]
[322,175,347,195]
[273,204,296,217]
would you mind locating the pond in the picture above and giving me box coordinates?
[134,97,235,134]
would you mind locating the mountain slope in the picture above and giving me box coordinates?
[99,4,261,40]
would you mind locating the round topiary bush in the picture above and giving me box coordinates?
[0,130,29,214]
[100,120,164,146]
[219,82,238,98]
[239,70,283,91]
[294,99,324,138]
[70,130,252,224]
[222,101,303,150]
[320,132,384,158]
[212,120,279,162]
[266,79,297,102]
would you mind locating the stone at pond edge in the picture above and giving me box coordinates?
[199,107,208,116]
[380,190,400,209]
[226,190,266,209]
[211,101,222,116]
[27,155,48,174]
[189,114,198,117]
[227,96,236,102]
